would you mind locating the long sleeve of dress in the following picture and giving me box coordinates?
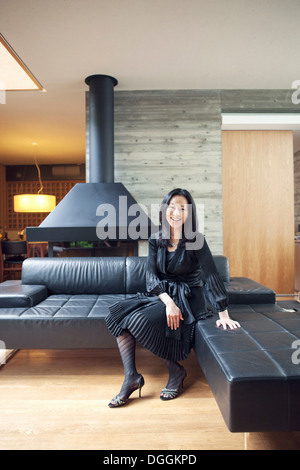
[146,237,167,295]
[196,239,229,312]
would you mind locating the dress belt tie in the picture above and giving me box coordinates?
[161,277,203,341]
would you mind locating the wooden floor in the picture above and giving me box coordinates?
[1,348,300,450]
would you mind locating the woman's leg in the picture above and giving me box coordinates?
[109,330,143,406]
[160,358,186,398]
[116,331,139,398]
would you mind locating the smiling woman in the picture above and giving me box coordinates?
[105,187,240,408]
[166,195,188,249]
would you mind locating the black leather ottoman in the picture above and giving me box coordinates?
[194,303,300,432]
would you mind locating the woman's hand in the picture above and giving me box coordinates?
[159,293,183,330]
[216,310,240,330]
[166,302,184,330]
[165,300,184,330]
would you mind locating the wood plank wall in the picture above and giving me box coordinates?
[114,90,223,253]
[222,130,294,294]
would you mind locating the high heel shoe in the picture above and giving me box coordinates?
[108,374,145,408]
[160,369,187,401]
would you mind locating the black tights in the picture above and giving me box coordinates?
[116,331,139,400]
[160,358,186,390]
[116,330,185,397]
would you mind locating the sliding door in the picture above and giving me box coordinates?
[222,130,294,294]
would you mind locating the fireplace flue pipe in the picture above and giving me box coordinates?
[85,74,118,183]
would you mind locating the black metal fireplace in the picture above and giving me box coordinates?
[26,74,155,256]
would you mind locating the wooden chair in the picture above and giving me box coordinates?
[0,241,28,283]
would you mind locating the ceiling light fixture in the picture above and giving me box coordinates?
[0,33,43,91]
[13,143,56,213]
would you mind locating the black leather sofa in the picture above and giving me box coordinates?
[0,255,299,433]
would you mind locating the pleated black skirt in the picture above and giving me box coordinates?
[106,295,197,362]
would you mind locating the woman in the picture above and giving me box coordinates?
[106,188,240,407]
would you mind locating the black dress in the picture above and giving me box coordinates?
[106,235,229,362]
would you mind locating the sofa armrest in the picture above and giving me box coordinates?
[227,277,276,304]
[0,280,48,308]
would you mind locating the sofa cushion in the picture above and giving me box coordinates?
[0,293,135,348]
[22,257,127,295]
[11,293,133,318]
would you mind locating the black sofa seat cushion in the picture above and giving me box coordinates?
[0,293,136,349]
[13,293,135,318]
[194,303,300,432]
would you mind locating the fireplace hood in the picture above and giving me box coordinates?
[26,75,156,246]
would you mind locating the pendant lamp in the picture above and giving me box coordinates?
[14,143,56,213]
[14,193,56,213]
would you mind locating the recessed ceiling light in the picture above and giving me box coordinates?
[0,33,43,91]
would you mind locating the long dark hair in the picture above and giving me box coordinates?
[156,188,199,248]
